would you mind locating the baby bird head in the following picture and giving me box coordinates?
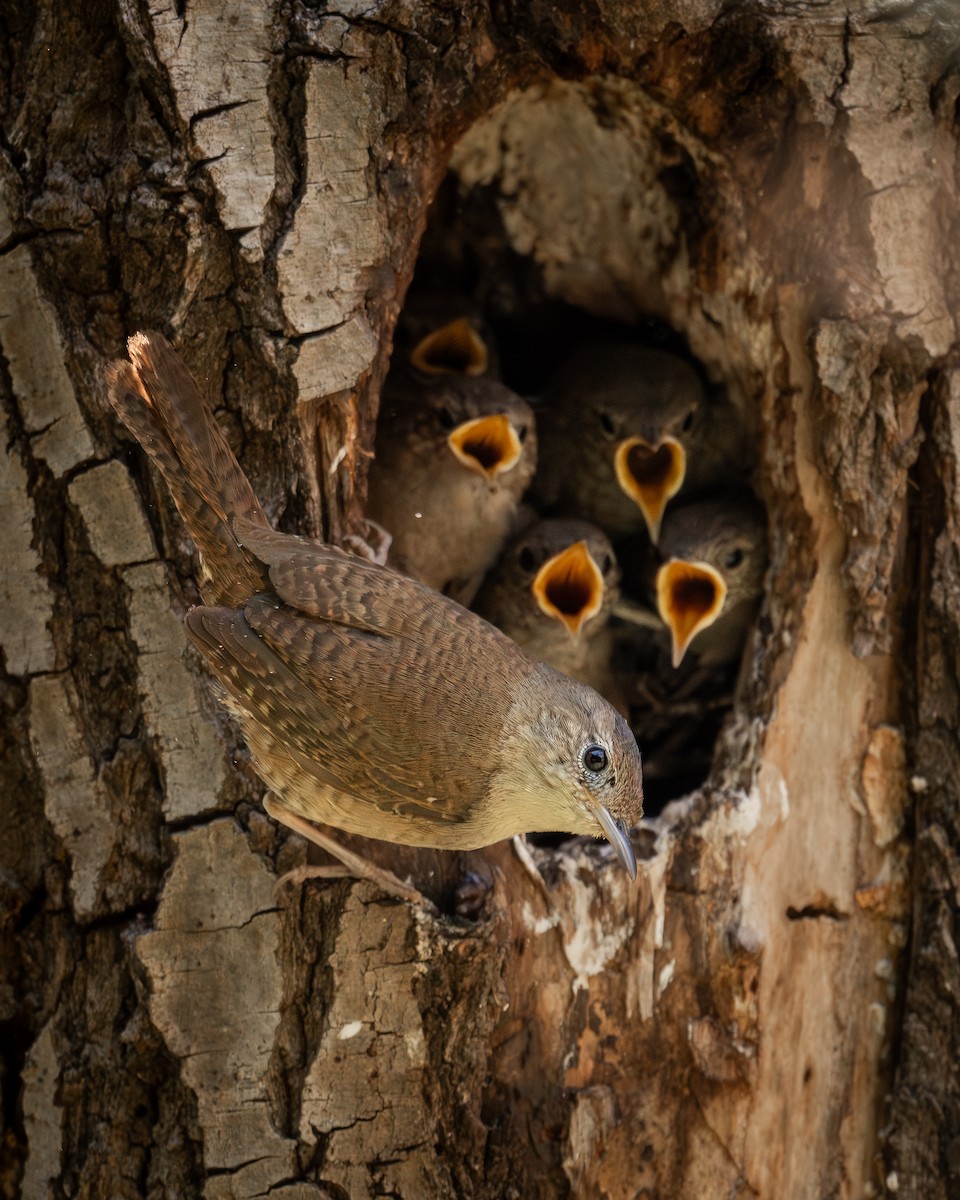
[656,496,767,666]
[386,375,537,494]
[479,518,620,641]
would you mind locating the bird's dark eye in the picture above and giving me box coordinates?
[601,554,613,575]
[598,411,616,438]
[518,425,528,443]
[725,547,745,570]
[437,407,456,430]
[582,744,609,774]
[518,546,537,573]
[680,408,695,434]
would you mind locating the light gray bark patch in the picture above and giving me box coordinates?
[295,317,379,399]
[277,61,390,337]
[19,1021,62,1200]
[68,459,157,566]
[150,0,274,252]
[814,318,924,655]
[841,27,954,356]
[0,405,56,674]
[29,673,116,918]
[124,562,226,820]
[298,888,442,1200]
[0,244,95,476]
[136,820,295,1195]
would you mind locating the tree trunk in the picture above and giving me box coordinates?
[2,2,958,1197]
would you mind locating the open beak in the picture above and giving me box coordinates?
[656,558,728,668]
[410,318,489,376]
[596,805,637,879]
[531,540,605,636]
[614,435,686,543]
[447,413,522,481]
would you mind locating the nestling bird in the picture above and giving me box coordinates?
[618,494,766,801]
[394,280,497,374]
[535,341,708,543]
[366,369,537,605]
[407,317,490,377]
[473,518,627,710]
[654,495,767,669]
[106,333,642,891]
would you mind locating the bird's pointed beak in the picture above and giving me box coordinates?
[410,318,489,376]
[596,805,638,879]
[656,558,728,668]
[531,540,605,637]
[448,413,522,481]
[613,435,686,543]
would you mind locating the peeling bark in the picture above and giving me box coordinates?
[2,3,958,1198]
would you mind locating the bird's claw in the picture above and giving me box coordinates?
[342,518,392,566]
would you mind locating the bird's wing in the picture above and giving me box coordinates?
[234,517,509,644]
[185,595,524,822]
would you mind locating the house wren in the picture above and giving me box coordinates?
[535,342,707,542]
[655,495,767,668]
[366,369,537,606]
[406,317,490,377]
[473,518,627,711]
[622,495,766,796]
[106,333,642,883]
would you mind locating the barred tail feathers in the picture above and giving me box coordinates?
[106,332,269,606]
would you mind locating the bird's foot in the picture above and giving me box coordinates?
[342,518,392,566]
[454,871,493,919]
[276,862,352,888]
[265,796,436,913]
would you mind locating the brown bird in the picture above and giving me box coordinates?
[366,370,536,605]
[407,317,490,377]
[106,333,642,895]
[616,496,766,803]
[394,282,497,375]
[473,518,627,710]
[654,495,767,669]
[535,342,708,543]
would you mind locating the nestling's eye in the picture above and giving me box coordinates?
[518,546,537,573]
[601,553,614,575]
[680,408,696,434]
[582,744,609,774]
[598,411,616,439]
[437,406,456,430]
[518,424,528,443]
[724,547,745,570]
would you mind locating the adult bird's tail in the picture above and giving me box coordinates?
[106,332,271,607]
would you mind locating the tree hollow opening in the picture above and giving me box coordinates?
[371,76,779,819]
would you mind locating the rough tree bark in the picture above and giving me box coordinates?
[2,2,959,1198]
